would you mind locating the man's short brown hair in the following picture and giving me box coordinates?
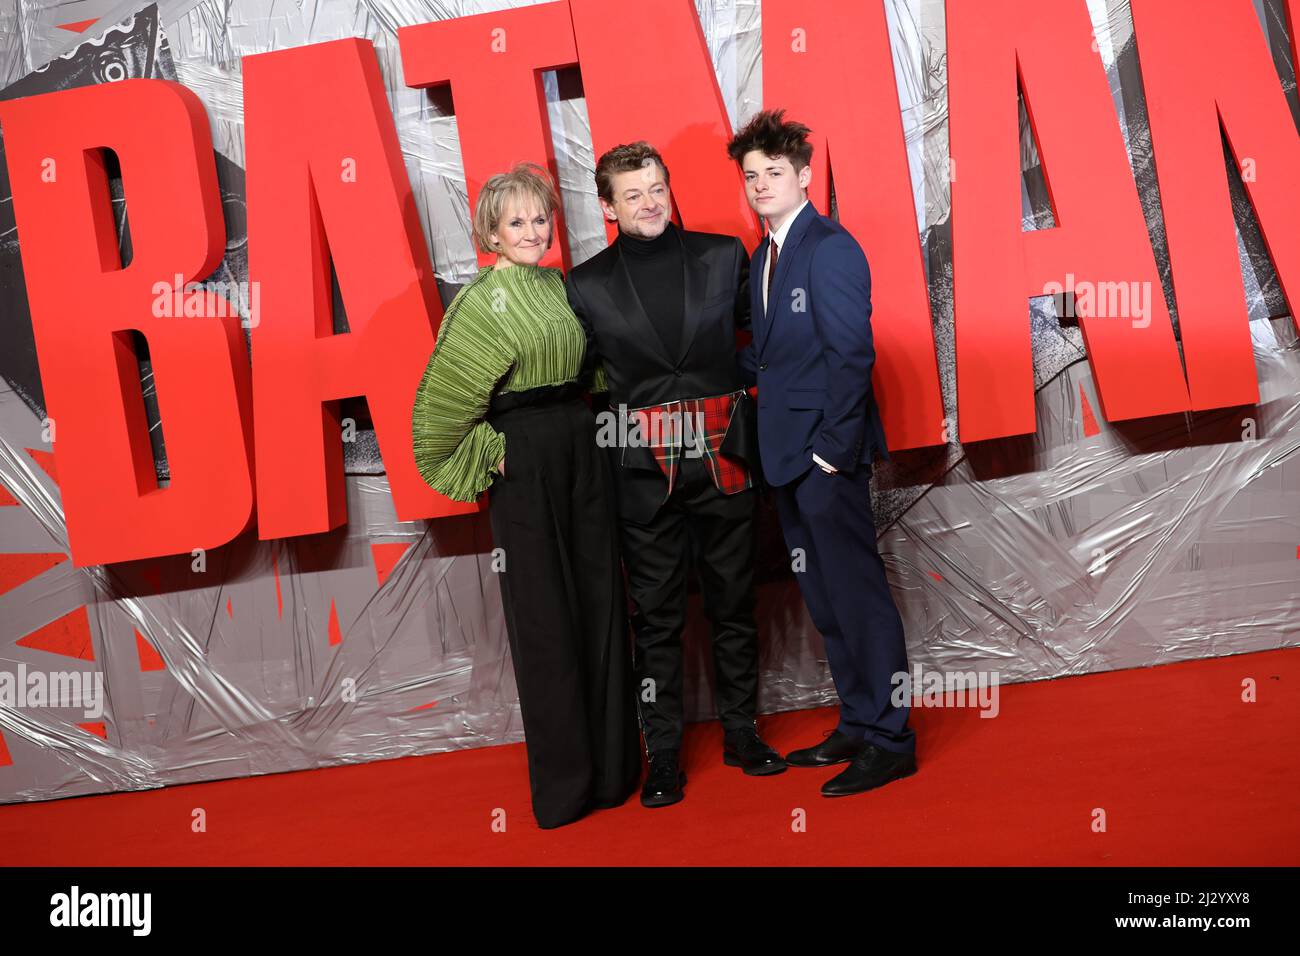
[594,142,670,204]
[726,109,813,171]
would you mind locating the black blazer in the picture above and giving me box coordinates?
[566,224,760,523]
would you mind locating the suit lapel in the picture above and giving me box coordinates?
[674,232,710,367]
[759,201,818,358]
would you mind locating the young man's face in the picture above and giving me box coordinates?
[741,150,811,229]
[600,160,673,239]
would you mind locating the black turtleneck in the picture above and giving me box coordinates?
[619,222,685,358]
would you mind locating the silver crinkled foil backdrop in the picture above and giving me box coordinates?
[0,0,1297,802]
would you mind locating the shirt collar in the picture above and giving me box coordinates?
[767,198,810,250]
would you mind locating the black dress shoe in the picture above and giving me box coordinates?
[723,727,788,775]
[785,729,862,767]
[641,750,686,808]
[820,742,916,797]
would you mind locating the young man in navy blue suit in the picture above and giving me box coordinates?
[726,110,917,796]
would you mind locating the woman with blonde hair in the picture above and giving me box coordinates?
[411,162,639,829]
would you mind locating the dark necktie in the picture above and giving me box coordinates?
[766,239,780,308]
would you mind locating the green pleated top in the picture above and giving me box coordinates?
[411,263,600,503]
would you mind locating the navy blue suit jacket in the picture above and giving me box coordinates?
[739,201,890,487]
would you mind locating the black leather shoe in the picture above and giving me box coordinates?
[641,750,686,808]
[723,727,788,775]
[785,729,862,767]
[820,742,916,797]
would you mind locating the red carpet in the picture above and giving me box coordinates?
[2,648,1297,866]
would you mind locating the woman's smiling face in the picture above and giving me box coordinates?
[491,193,552,266]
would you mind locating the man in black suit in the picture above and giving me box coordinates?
[566,142,786,808]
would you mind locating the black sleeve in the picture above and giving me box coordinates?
[566,273,603,390]
[732,237,752,331]
[732,237,758,387]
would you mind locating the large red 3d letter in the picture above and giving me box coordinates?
[0,79,255,566]
[947,0,1190,442]
[399,2,579,270]
[763,0,945,451]
[244,38,475,541]
[570,0,760,247]
[1130,0,1300,410]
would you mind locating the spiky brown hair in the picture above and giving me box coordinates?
[726,109,813,170]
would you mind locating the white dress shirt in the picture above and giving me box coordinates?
[762,199,837,474]
[761,198,809,314]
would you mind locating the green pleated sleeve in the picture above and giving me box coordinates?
[411,284,513,503]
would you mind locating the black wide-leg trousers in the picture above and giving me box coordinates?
[486,394,641,828]
[617,453,760,754]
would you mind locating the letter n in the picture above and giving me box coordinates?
[947,0,1190,442]
[1131,0,1300,410]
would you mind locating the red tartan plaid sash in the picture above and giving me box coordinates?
[625,389,753,497]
